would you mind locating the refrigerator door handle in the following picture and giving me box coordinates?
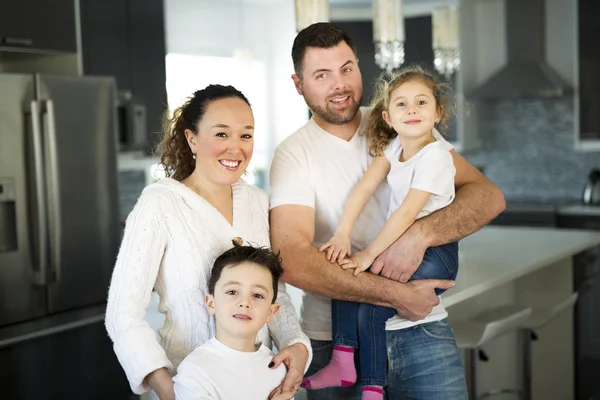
[30,100,49,286]
[43,100,62,283]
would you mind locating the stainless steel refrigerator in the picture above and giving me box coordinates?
[0,73,132,399]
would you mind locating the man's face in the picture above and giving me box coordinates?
[293,42,363,126]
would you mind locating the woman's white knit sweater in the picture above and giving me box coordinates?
[105,178,311,394]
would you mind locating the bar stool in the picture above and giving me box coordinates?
[452,305,533,399]
[520,292,579,400]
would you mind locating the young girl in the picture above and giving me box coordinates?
[301,65,459,399]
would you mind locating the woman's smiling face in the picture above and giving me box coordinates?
[187,97,255,185]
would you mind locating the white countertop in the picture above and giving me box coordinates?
[442,226,600,307]
[557,204,600,216]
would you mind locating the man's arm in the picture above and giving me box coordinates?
[269,204,454,321]
[370,150,506,282]
[415,149,506,246]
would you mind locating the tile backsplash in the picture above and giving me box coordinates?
[463,98,599,202]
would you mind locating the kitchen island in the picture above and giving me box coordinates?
[443,226,600,307]
[440,226,600,400]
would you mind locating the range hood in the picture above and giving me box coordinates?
[470,0,572,99]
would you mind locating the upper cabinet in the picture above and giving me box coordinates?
[80,0,131,91]
[80,0,167,153]
[0,0,76,53]
[578,0,600,144]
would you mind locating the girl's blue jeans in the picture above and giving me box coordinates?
[331,241,459,387]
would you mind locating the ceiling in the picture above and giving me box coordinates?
[227,0,451,6]
[329,0,426,4]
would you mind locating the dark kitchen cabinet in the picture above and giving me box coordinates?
[1,320,133,399]
[578,0,600,141]
[334,18,457,142]
[80,0,131,91]
[0,0,76,53]
[128,0,168,151]
[80,0,167,153]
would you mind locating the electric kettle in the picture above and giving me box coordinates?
[582,168,600,205]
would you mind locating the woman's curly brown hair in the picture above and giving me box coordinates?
[366,65,456,157]
[155,85,250,181]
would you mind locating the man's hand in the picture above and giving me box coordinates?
[267,343,308,399]
[370,225,429,282]
[392,279,455,321]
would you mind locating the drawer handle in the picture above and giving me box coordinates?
[3,37,33,46]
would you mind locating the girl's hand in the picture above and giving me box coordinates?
[339,250,374,276]
[318,233,351,263]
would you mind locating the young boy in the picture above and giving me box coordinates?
[173,242,297,400]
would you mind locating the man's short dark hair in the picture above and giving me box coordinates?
[291,22,357,77]
[208,243,284,303]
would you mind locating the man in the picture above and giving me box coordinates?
[269,23,505,399]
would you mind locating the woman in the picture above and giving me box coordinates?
[105,84,311,400]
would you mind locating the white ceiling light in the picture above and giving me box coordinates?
[295,0,330,32]
[373,0,405,71]
[432,5,460,78]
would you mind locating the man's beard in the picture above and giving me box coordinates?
[308,93,362,125]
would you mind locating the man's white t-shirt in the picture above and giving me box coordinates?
[269,107,453,340]
[384,138,455,220]
[173,337,287,399]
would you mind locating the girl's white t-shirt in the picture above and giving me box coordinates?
[384,138,455,220]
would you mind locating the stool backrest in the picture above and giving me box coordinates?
[528,292,579,329]
[477,308,532,347]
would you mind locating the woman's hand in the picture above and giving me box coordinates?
[145,368,174,400]
[270,390,297,400]
[267,343,309,399]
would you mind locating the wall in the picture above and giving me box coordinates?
[459,0,598,202]
[164,0,308,153]
[463,97,599,202]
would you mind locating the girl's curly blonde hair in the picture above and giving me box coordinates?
[366,65,456,157]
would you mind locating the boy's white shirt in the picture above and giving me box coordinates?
[269,107,453,340]
[173,337,287,399]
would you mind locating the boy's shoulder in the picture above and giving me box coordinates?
[178,339,220,371]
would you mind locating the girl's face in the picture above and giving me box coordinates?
[185,97,254,186]
[382,79,442,140]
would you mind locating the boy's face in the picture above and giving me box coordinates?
[206,261,280,340]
